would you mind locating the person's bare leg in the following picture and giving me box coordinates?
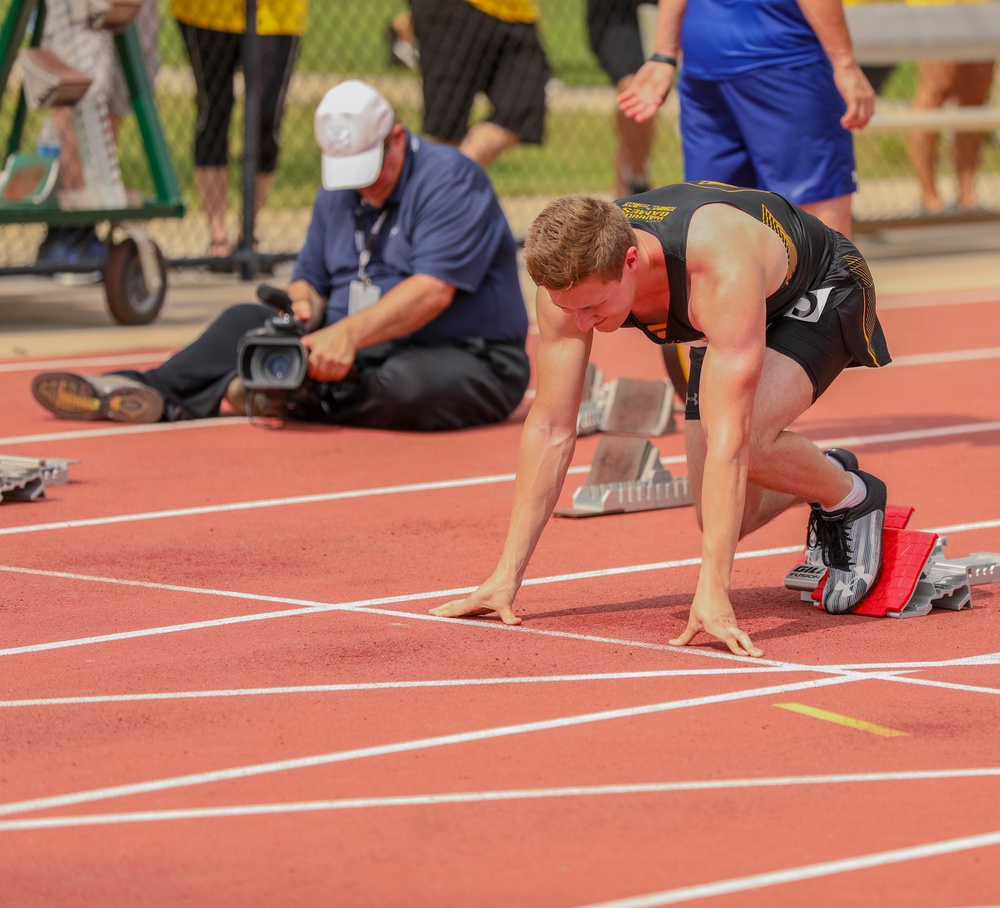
[195,165,230,253]
[908,61,954,213]
[52,107,83,193]
[685,349,853,539]
[240,171,274,252]
[952,61,995,210]
[614,74,655,195]
[459,122,519,167]
[799,194,854,238]
[254,171,273,215]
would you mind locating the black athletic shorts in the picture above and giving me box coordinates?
[684,234,891,420]
[411,0,549,144]
[587,0,646,85]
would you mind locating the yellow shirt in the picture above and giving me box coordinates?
[171,0,308,35]
[464,0,538,24]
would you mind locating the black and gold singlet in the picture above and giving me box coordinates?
[618,181,836,345]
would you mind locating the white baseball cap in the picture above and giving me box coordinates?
[314,81,395,190]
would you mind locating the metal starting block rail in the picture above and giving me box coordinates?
[0,454,77,502]
[785,503,1000,618]
[554,434,693,518]
[577,364,676,437]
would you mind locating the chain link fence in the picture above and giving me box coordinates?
[1,0,998,305]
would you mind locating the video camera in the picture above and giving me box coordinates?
[237,285,309,394]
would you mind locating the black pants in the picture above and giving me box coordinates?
[176,23,300,171]
[119,304,531,432]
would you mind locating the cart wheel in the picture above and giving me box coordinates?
[661,343,690,405]
[103,238,167,326]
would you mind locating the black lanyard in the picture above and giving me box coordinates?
[353,206,390,285]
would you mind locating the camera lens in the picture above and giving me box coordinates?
[263,351,294,381]
[239,333,305,391]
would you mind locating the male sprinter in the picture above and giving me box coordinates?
[432,183,891,657]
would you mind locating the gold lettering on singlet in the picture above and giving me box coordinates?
[621,202,676,222]
[760,204,797,284]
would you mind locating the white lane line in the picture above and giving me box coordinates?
[876,288,1000,310]
[834,652,1000,668]
[3,568,990,699]
[2,767,999,833]
[2,420,998,537]
[0,469,590,536]
[0,582,475,657]
[10,656,1000,708]
[576,830,1000,908]
[890,347,1000,367]
[808,419,1000,452]
[0,667,845,708]
[0,417,243,447]
[2,342,994,443]
[0,352,170,373]
[0,674,859,819]
[0,474,524,536]
[7,662,998,710]
[3,514,1000,658]
[853,673,1000,697]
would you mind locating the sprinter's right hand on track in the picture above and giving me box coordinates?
[431,580,521,626]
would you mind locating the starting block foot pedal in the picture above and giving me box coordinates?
[784,503,1000,618]
[554,434,692,518]
[576,364,675,437]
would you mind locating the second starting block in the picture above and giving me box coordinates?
[554,434,693,518]
[0,454,77,503]
[576,365,676,437]
[785,504,1000,618]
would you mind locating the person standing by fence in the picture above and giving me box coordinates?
[618,0,874,238]
[171,0,308,266]
[409,0,550,167]
[906,0,996,215]
[586,0,658,197]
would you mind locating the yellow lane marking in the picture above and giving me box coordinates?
[774,703,908,737]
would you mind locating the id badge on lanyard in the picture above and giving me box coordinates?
[350,206,388,315]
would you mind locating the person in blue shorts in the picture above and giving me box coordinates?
[618,0,875,237]
[30,81,531,432]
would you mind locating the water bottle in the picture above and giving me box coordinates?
[35,117,61,160]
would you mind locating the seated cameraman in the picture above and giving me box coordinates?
[30,80,531,432]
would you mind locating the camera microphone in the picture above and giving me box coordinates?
[256,284,294,315]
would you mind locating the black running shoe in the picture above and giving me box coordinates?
[825,448,858,472]
[816,470,887,614]
[805,448,860,566]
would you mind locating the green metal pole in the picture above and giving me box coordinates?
[113,24,183,210]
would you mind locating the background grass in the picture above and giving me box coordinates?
[0,0,996,262]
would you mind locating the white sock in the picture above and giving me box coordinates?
[826,452,847,470]
[825,471,867,513]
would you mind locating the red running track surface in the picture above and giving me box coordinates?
[1,288,999,907]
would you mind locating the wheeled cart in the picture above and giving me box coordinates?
[0,0,184,324]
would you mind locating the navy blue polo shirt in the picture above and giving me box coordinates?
[291,130,528,346]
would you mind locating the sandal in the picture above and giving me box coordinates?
[206,239,233,273]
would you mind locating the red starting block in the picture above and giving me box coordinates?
[784,504,1000,618]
